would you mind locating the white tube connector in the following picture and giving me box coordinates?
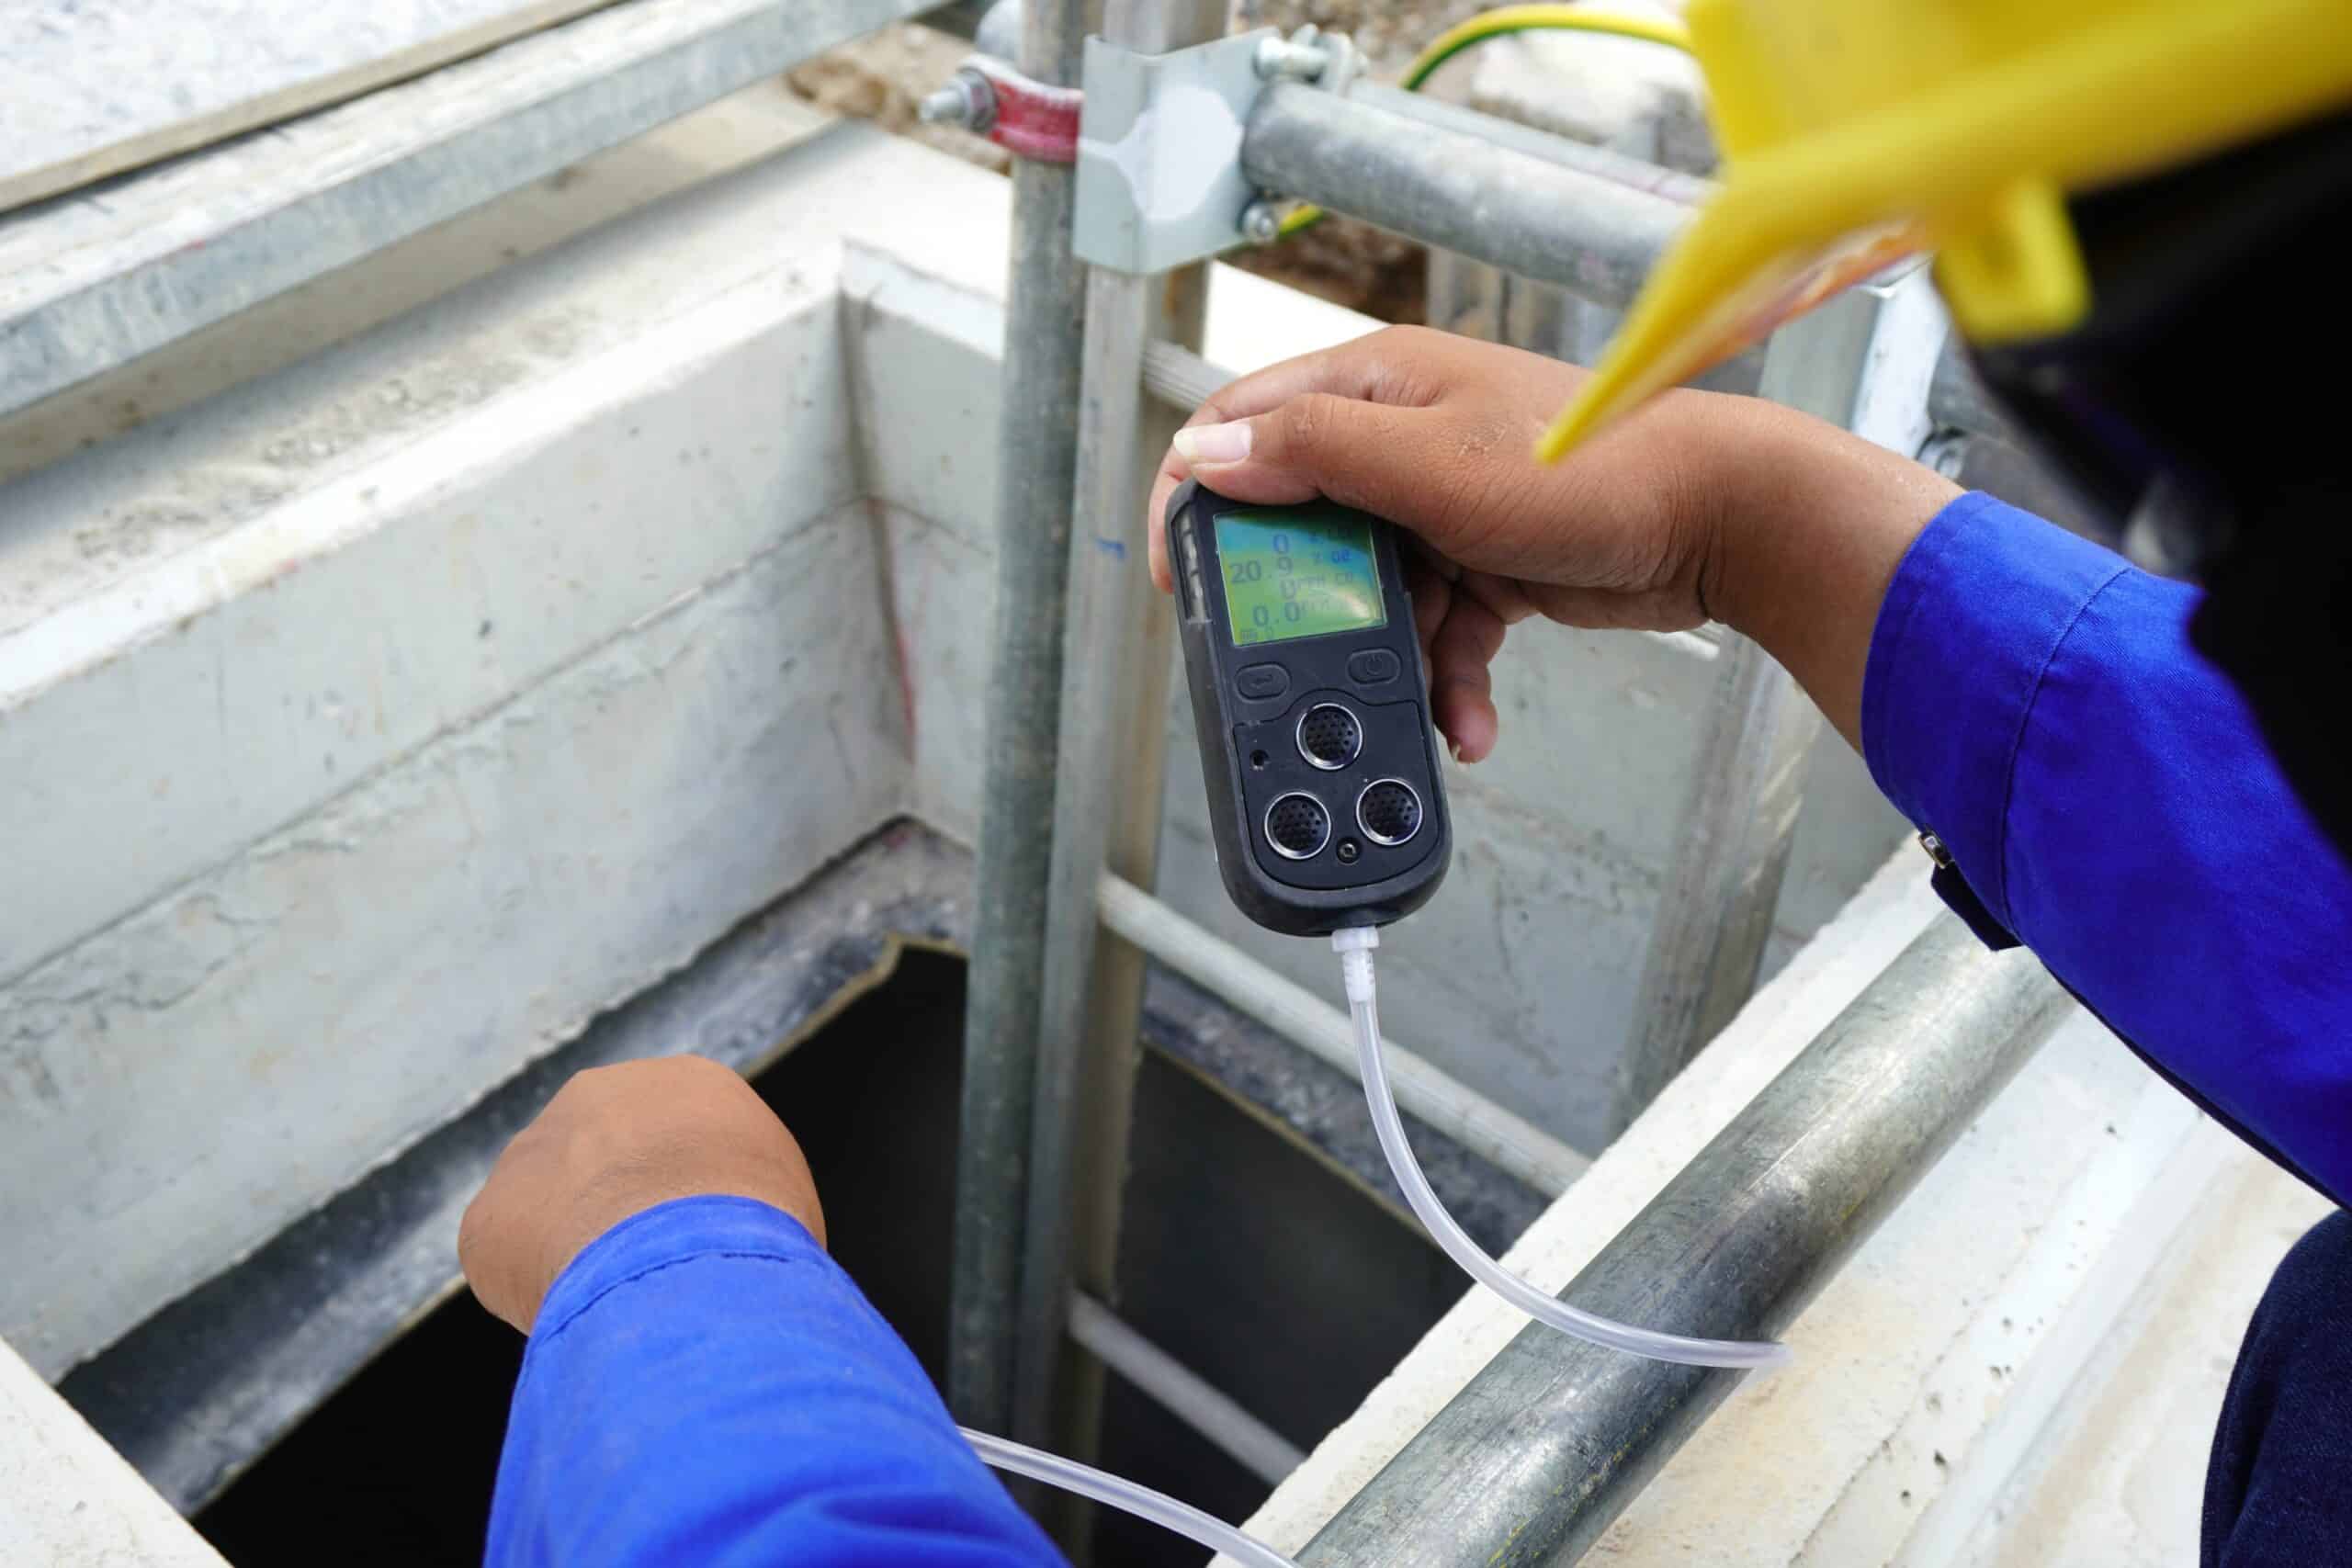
[1331,920,1378,1005]
[1332,926,1792,1371]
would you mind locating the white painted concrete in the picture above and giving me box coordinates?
[0,116,956,1375]
[6,1,618,209]
[3,515,903,1377]
[1953,1156,2331,1568]
[1607,1028,2205,1568]
[1,259,860,987]
[0,84,837,485]
[0,1338,226,1566]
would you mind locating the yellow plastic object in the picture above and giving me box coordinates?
[1276,7,1693,241]
[1537,0,2352,463]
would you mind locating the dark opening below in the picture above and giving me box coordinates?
[194,951,1464,1566]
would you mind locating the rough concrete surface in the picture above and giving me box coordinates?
[0,1338,225,1567]
[3,0,616,209]
[61,823,971,1514]
[0,85,836,486]
[1,513,906,1377]
[0,117,988,1377]
[1958,1155,2332,1568]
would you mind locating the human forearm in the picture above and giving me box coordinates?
[486,1197,1064,1567]
[462,1061,1063,1567]
[1144,327,1960,761]
[1697,397,1962,750]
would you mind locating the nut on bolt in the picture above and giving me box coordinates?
[1255,24,1331,81]
[918,67,997,133]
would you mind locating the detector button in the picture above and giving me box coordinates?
[1237,663,1290,701]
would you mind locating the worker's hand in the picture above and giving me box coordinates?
[460,1055,824,1334]
[1148,326,1730,762]
[1146,325,1959,756]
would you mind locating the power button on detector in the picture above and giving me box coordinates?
[1237,663,1290,701]
[1346,649,1401,685]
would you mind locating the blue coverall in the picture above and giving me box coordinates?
[483,496,2352,1568]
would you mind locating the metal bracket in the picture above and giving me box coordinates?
[1073,26,1360,274]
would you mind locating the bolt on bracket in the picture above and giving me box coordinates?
[1073,27,1358,275]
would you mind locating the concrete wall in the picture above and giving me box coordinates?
[0,111,937,1377]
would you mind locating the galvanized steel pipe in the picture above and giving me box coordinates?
[1240,83,1691,309]
[949,0,1090,1435]
[1300,915,2073,1567]
[1009,0,1234,1488]
[1343,83,1717,210]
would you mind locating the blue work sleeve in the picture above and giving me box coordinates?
[1863,493,2351,1209]
[484,1194,1066,1568]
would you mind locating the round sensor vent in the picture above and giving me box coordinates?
[1296,704,1363,770]
[1356,779,1423,846]
[1264,792,1332,860]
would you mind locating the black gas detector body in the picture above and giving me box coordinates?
[1167,479,1452,936]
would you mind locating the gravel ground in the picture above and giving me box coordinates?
[1238,0,1510,70]
[786,24,1012,175]
[784,7,1472,321]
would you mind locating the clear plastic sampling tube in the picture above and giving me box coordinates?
[1330,925,1791,1371]
[962,1427,1302,1568]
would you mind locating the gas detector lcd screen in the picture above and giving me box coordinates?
[1215,508,1386,648]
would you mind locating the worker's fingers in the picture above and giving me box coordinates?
[1147,330,1431,594]
[1402,550,1508,761]
[1405,557,1452,666]
[1402,530,1464,584]
[1170,392,1445,524]
[1149,394,1435,593]
[1148,440,1184,593]
[1146,407,1229,595]
[1457,568,1539,626]
[1181,328,1444,426]
[1428,592,1508,763]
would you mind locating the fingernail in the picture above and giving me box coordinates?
[1449,740,1464,764]
[1173,421,1251,465]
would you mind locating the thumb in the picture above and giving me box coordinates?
[1171,392,1429,515]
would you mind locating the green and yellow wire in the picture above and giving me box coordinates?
[1273,6,1696,240]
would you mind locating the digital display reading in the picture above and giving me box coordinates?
[1215,507,1385,648]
